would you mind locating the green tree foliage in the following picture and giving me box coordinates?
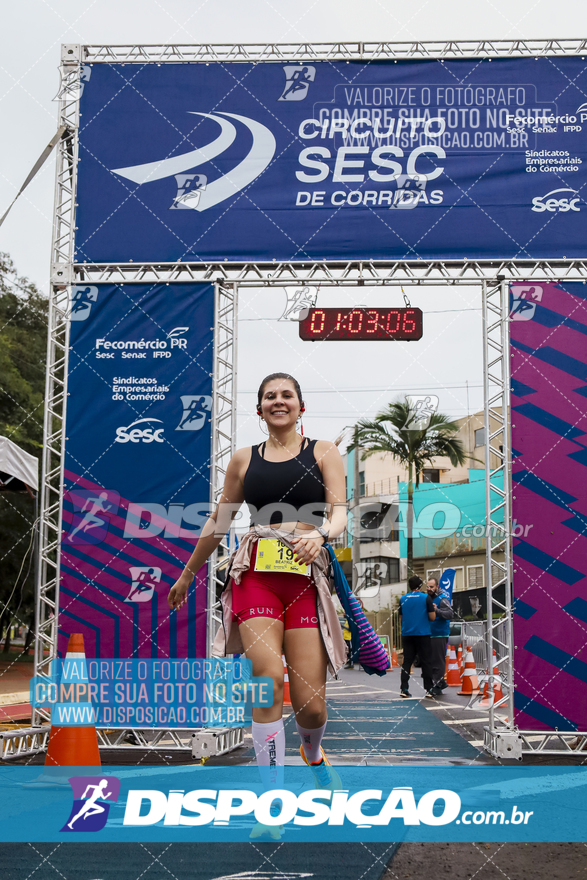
[350,400,469,579]
[0,253,47,649]
[0,253,47,453]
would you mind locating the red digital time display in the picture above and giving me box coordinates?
[299,307,423,341]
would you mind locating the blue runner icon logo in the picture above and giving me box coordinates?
[61,776,120,832]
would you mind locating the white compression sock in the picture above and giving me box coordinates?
[296,720,327,764]
[251,719,285,790]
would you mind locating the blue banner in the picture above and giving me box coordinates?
[76,58,587,262]
[2,766,586,841]
[30,658,273,727]
[60,283,214,660]
[439,568,456,601]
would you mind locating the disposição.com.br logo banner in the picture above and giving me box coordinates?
[2,766,586,843]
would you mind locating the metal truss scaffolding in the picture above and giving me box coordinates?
[76,259,587,287]
[479,281,587,758]
[78,39,587,63]
[29,40,587,759]
[33,45,80,725]
[481,280,516,758]
[208,282,238,657]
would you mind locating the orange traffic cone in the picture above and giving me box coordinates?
[458,647,480,695]
[44,634,100,767]
[457,645,463,674]
[480,666,492,706]
[445,643,450,678]
[391,646,399,668]
[282,655,292,706]
[480,650,502,707]
[446,646,462,687]
[492,659,504,702]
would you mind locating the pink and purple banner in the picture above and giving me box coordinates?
[511,281,587,731]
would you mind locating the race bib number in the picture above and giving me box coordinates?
[254,539,309,575]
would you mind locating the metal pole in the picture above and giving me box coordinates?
[482,278,516,752]
[207,280,238,657]
[500,279,515,727]
[482,280,495,731]
[31,491,39,655]
[207,281,221,659]
[35,46,80,699]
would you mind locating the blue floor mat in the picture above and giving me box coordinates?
[282,699,481,763]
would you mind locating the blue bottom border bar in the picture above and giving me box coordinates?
[1,766,586,842]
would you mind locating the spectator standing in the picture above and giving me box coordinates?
[398,575,436,698]
[427,577,454,696]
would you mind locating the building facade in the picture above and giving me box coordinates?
[341,410,504,605]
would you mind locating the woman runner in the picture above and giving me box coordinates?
[168,372,348,837]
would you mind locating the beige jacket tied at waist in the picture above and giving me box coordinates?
[211,526,347,676]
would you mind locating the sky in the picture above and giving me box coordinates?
[1,0,585,447]
[236,283,483,448]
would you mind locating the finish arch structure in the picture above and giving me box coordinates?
[30,40,587,760]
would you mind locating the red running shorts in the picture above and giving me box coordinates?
[231,541,319,629]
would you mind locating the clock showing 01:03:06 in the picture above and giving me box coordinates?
[298,307,423,341]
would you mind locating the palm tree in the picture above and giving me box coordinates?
[349,400,470,580]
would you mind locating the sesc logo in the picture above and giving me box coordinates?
[531,188,580,213]
[115,418,164,444]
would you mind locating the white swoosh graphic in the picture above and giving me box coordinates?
[191,112,276,211]
[542,188,578,198]
[111,114,237,184]
[110,112,276,210]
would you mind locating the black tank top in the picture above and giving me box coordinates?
[243,438,326,527]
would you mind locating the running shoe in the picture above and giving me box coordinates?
[300,745,342,791]
[429,686,443,696]
[400,689,411,698]
[249,798,284,840]
[425,690,436,699]
[249,822,284,840]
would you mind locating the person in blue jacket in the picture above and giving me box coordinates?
[398,575,436,698]
[427,576,454,696]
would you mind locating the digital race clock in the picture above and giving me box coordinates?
[298,307,423,341]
